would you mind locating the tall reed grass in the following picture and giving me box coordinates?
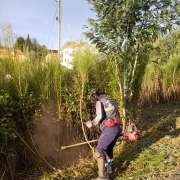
[0,55,64,102]
[0,34,179,178]
[140,54,180,105]
[73,46,96,150]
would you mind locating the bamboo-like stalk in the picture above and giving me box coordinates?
[28,131,56,170]
[79,82,94,151]
[172,66,177,94]
[0,168,6,180]
[14,130,56,170]
[6,156,14,180]
[114,56,126,131]
[130,53,138,90]
[73,46,96,152]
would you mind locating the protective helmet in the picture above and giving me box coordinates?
[89,89,97,101]
[89,89,104,101]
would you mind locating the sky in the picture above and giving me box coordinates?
[0,0,96,49]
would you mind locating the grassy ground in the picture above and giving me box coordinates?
[114,103,180,180]
[40,103,180,180]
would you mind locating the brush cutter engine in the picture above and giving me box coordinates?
[123,122,140,141]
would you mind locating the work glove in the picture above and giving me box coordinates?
[85,120,93,128]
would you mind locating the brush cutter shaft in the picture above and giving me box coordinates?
[61,139,98,150]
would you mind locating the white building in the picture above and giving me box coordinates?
[60,40,97,69]
[61,40,90,69]
[61,47,74,69]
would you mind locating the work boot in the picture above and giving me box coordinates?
[92,157,108,180]
[91,175,109,180]
[91,176,108,180]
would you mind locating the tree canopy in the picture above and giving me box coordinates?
[86,0,180,118]
[14,34,48,58]
[86,0,179,54]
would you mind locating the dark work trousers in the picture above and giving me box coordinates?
[96,125,122,159]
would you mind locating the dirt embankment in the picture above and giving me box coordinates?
[33,101,89,168]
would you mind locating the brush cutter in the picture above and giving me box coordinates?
[123,122,140,141]
[61,122,140,150]
[61,139,98,150]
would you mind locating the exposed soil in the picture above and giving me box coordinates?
[33,101,89,168]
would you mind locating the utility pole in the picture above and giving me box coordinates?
[56,0,61,58]
[56,0,62,167]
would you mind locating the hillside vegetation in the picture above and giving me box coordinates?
[40,103,180,180]
[0,0,179,179]
[0,30,179,180]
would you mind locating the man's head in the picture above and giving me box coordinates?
[89,89,104,101]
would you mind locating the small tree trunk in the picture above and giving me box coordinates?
[79,82,93,151]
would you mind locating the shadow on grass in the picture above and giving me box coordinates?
[112,103,180,179]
